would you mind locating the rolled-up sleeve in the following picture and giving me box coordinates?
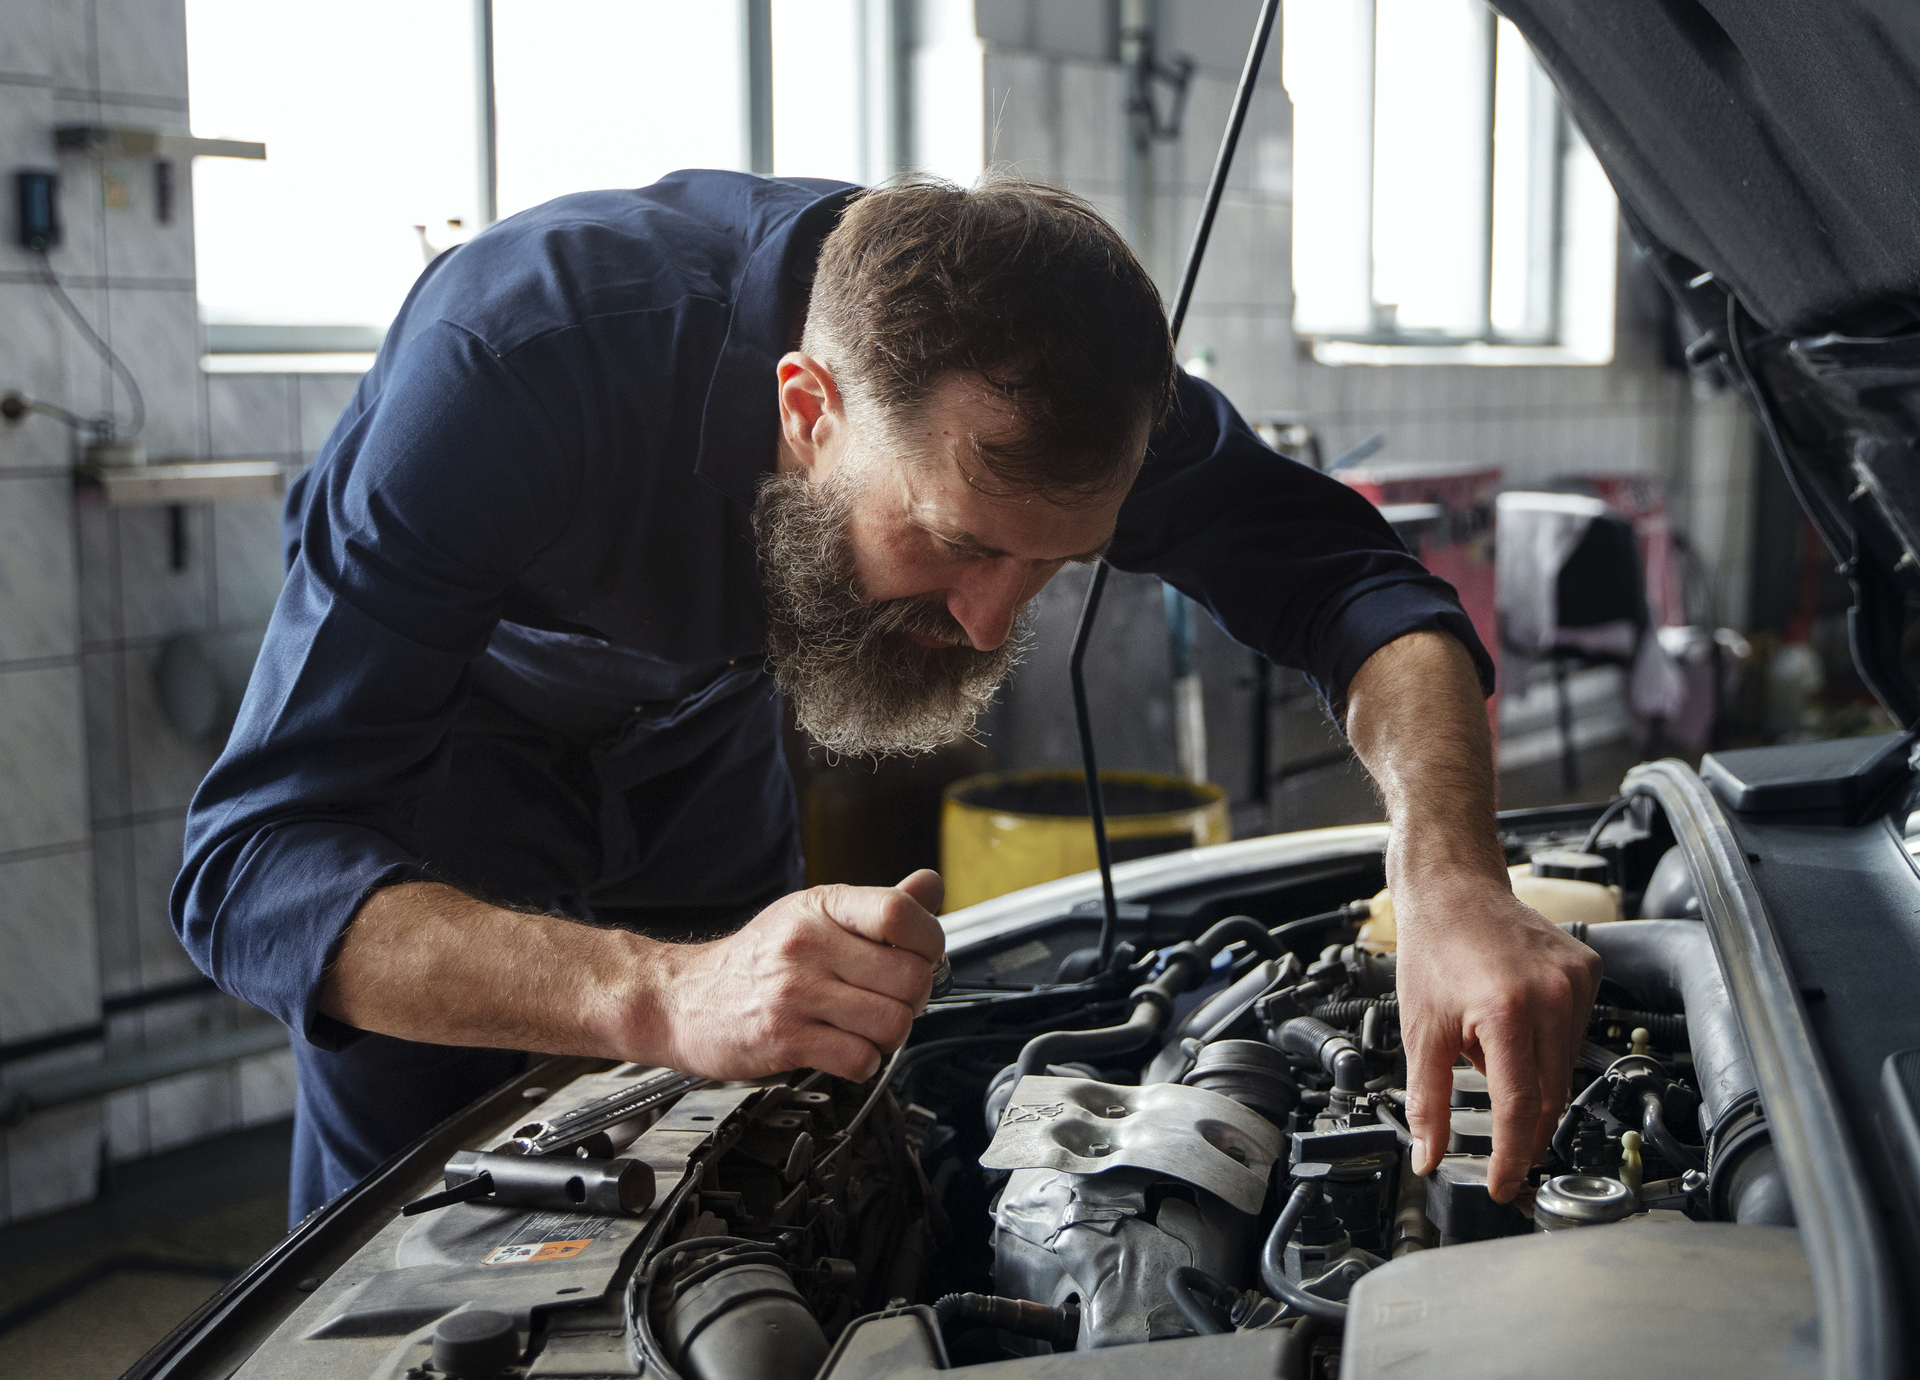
[174,322,577,1049]
[1110,372,1494,714]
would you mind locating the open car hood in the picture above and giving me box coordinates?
[1496,0,1920,723]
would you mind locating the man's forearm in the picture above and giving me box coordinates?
[317,872,949,1085]
[319,882,664,1058]
[1342,629,1600,1197]
[1344,630,1506,890]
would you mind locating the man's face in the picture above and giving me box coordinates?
[757,362,1134,757]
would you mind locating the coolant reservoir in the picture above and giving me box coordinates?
[1356,864,1622,952]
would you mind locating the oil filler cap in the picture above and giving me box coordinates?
[432,1309,519,1378]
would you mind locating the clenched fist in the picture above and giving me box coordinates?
[619,869,947,1083]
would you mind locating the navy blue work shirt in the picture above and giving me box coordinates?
[175,170,1491,1056]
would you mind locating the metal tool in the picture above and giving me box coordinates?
[404,1148,655,1217]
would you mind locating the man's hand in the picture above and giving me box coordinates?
[1394,873,1599,1200]
[636,870,946,1083]
[320,871,946,1084]
[1344,631,1600,1203]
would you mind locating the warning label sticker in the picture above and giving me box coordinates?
[481,1238,593,1266]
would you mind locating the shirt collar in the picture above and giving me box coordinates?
[694,177,862,506]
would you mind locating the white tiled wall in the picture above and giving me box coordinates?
[0,0,333,1226]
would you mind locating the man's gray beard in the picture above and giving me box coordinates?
[753,468,1031,758]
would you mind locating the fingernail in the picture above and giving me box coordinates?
[1412,1137,1428,1171]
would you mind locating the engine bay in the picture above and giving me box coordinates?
[214,792,1827,1380]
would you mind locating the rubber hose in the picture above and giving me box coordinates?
[1193,915,1284,960]
[1310,997,1398,1026]
[1258,1181,1350,1324]
[1013,999,1162,1079]
[1163,1266,1234,1337]
[931,1293,1078,1345]
[1640,1092,1706,1174]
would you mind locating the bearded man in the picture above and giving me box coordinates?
[177,172,1597,1223]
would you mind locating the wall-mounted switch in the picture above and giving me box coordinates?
[14,169,59,250]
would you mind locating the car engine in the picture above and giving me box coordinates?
[225,822,1821,1380]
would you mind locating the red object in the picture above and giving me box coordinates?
[1337,462,1503,736]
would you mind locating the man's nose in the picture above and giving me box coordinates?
[947,560,1038,651]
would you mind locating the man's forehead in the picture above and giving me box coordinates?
[885,394,1129,561]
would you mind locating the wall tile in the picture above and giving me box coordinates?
[94,0,190,101]
[213,495,286,628]
[296,373,365,456]
[206,374,295,457]
[0,847,99,1042]
[101,1008,148,1161]
[105,286,203,459]
[2,1101,100,1221]
[984,52,1055,175]
[1057,60,1124,189]
[44,0,96,92]
[104,1086,149,1162]
[84,647,128,821]
[75,492,118,643]
[141,995,239,1151]
[93,821,137,993]
[146,1067,235,1152]
[237,1045,296,1126]
[100,121,196,283]
[0,283,82,473]
[131,811,196,984]
[115,499,210,638]
[0,662,86,853]
[123,639,220,814]
[48,122,110,289]
[0,0,54,80]
[0,473,78,661]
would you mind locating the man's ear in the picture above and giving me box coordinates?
[776,351,843,475]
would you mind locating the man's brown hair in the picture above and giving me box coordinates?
[804,173,1176,502]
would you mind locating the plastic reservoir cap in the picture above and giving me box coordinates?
[432,1310,519,1378]
[1354,866,1621,953]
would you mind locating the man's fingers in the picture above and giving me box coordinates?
[788,1022,884,1083]
[821,926,933,1007]
[812,981,917,1054]
[816,884,945,965]
[1402,1029,1459,1178]
[896,868,944,915]
[1481,1013,1545,1202]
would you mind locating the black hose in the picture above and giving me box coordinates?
[1311,996,1397,1026]
[1640,1093,1706,1174]
[1579,796,1631,857]
[1269,904,1367,945]
[1194,915,1283,960]
[1163,1266,1235,1337]
[1258,1181,1350,1324]
[931,1293,1078,1345]
[1374,1099,1415,1147]
[1013,1000,1161,1079]
[1590,1007,1687,1046]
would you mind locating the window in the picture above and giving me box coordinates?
[491,3,748,220]
[1284,0,1617,364]
[188,1,836,358]
[186,0,485,354]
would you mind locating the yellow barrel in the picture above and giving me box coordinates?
[939,769,1230,911]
